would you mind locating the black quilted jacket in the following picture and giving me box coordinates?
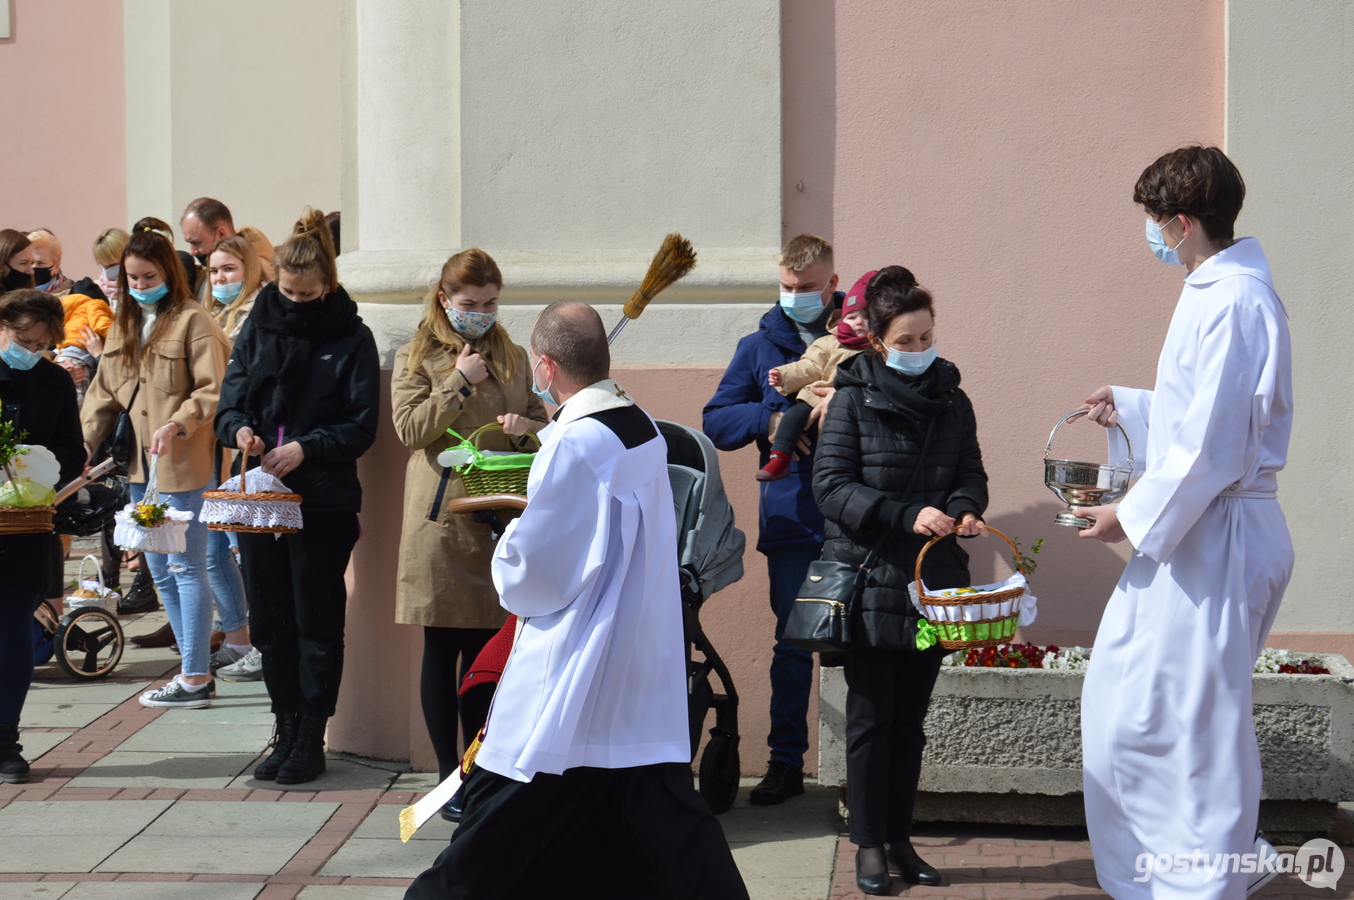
[812,351,988,651]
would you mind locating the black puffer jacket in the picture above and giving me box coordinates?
[214,284,380,513]
[812,351,988,651]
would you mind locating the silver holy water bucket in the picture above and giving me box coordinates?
[1043,410,1135,528]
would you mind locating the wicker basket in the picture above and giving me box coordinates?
[913,525,1027,650]
[201,454,303,534]
[0,504,55,535]
[67,555,121,615]
[113,455,194,554]
[451,423,540,498]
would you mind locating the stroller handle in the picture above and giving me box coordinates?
[445,494,528,514]
[54,458,119,505]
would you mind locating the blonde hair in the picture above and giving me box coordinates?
[26,229,62,266]
[209,235,266,338]
[237,225,275,263]
[93,228,129,268]
[274,207,338,292]
[407,249,519,383]
[779,233,834,272]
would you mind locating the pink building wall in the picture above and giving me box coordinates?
[789,0,1226,648]
[0,0,126,280]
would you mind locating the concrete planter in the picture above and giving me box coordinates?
[819,653,1354,838]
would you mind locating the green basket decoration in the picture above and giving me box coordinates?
[913,526,1027,650]
[445,423,540,497]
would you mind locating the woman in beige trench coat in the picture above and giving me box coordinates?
[392,249,548,789]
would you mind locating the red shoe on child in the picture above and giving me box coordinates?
[756,451,792,482]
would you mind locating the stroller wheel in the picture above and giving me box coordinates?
[698,729,741,815]
[54,608,124,681]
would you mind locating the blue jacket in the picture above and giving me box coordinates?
[702,295,842,552]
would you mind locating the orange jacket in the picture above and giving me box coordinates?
[57,292,114,350]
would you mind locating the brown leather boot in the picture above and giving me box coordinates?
[130,622,175,648]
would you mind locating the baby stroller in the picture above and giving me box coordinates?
[32,460,126,681]
[656,420,746,815]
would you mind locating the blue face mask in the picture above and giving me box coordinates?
[531,359,557,406]
[212,280,245,303]
[129,282,169,306]
[779,289,828,324]
[1146,216,1186,265]
[1,340,44,371]
[884,342,938,377]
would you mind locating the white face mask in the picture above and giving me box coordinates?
[100,265,120,281]
[884,341,938,377]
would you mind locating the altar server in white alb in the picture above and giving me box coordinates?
[1075,146,1293,899]
[405,300,748,900]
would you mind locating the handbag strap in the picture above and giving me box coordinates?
[860,418,937,570]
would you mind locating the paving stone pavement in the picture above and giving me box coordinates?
[3,536,1348,898]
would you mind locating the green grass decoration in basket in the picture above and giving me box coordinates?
[439,423,540,497]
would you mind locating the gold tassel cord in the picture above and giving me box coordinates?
[608,233,698,345]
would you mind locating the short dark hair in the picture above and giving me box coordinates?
[1133,146,1245,243]
[183,197,235,231]
[531,300,610,385]
[865,266,933,337]
[0,289,65,345]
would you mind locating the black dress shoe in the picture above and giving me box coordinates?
[856,847,892,895]
[887,841,943,885]
[748,759,805,805]
[439,784,466,822]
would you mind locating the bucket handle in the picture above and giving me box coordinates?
[1044,409,1134,470]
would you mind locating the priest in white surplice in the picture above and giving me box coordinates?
[1074,147,1293,900]
[405,301,748,900]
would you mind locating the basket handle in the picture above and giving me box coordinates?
[1044,409,1134,469]
[144,452,161,506]
[78,554,105,592]
[467,422,542,451]
[913,524,1021,604]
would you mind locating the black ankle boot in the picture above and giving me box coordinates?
[254,712,298,781]
[0,724,30,784]
[276,713,327,785]
[887,840,942,885]
[855,846,891,895]
[117,568,160,615]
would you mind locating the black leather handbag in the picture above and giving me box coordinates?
[783,419,935,653]
[107,382,140,469]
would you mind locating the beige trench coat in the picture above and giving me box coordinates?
[81,300,231,493]
[392,339,549,629]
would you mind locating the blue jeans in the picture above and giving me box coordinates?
[0,590,39,725]
[765,545,819,769]
[129,482,214,677]
[207,529,248,634]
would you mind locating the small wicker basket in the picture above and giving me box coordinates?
[0,504,55,535]
[201,455,303,534]
[67,555,121,615]
[913,525,1027,650]
[451,423,540,498]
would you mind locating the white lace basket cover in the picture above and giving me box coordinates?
[201,464,303,534]
[66,554,121,614]
[114,455,193,554]
[908,572,1039,626]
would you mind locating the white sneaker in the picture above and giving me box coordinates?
[1248,834,1279,896]
[218,648,264,683]
[209,645,247,673]
[139,676,212,709]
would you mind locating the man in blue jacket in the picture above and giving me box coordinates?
[702,234,841,805]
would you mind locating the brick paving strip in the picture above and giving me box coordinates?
[0,673,419,895]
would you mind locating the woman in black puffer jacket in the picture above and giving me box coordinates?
[812,266,988,894]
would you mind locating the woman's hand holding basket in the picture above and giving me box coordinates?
[913,508,986,538]
[149,422,184,456]
[235,427,266,458]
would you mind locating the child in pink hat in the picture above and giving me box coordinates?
[758,270,874,482]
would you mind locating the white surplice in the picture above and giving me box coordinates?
[474,379,691,783]
[1083,238,1294,900]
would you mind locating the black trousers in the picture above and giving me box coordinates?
[843,645,947,847]
[239,511,360,718]
[421,626,498,781]
[405,762,750,900]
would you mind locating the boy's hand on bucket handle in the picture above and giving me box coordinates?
[1082,386,1118,427]
[1078,503,1127,543]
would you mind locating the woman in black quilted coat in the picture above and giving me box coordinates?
[812,266,988,894]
